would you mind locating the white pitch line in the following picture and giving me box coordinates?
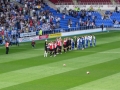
[9,48,44,51]
[99,52,120,54]
[75,50,97,52]
[10,48,28,50]
[75,50,120,54]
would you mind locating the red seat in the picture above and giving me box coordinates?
[49,0,59,4]
[79,0,112,5]
[49,0,73,5]
[115,0,120,4]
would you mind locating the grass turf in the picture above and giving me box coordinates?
[0,31,120,90]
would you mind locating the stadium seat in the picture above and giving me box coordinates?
[78,0,112,5]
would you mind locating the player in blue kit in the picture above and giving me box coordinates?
[71,38,74,50]
[85,35,88,48]
[89,35,93,47]
[77,37,80,50]
[80,37,82,49]
[82,36,85,49]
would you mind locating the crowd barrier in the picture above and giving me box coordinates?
[18,36,39,43]
[20,32,36,38]
[39,35,48,40]
[113,25,120,28]
[48,33,61,38]
[61,28,107,37]
[18,28,106,43]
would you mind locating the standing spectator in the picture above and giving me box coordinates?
[68,24,71,32]
[101,23,104,32]
[57,8,60,13]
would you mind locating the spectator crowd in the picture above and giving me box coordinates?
[1,0,119,45]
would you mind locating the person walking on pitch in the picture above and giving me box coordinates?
[5,41,9,54]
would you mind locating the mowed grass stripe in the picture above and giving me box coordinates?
[1,57,120,90]
[0,32,120,64]
[0,31,119,64]
[0,37,120,74]
[0,49,44,63]
[0,40,120,74]
[45,48,120,69]
[67,72,120,90]
[0,31,119,55]
[0,48,120,89]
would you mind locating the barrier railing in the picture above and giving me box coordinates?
[42,26,97,35]
[56,2,74,5]
[78,2,112,5]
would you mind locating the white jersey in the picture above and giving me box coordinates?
[71,39,73,44]
[88,35,92,41]
[85,36,87,44]
[86,36,89,41]
[87,36,90,41]
[77,38,80,45]
[85,36,87,41]
[80,38,82,43]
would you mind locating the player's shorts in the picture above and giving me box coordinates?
[66,43,69,48]
[54,48,57,51]
[69,42,71,46]
[57,45,59,49]
[58,46,62,50]
[63,45,66,48]
[49,49,53,52]
[69,44,71,47]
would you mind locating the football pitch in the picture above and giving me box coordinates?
[0,31,120,90]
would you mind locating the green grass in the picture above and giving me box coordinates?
[0,31,120,90]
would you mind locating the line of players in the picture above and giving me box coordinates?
[44,34,96,57]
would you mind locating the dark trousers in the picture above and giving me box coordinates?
[102,27,103,32]
[6,47,9,54]
[0,40,2,44]
[32,44,35,47]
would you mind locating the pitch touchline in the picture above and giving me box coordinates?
[75,51,120,53]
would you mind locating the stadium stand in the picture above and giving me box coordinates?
[78,0,112,5]
[1,0,120,45]
[115,0,120,4]
[49,0,59,4]
[49,0,73,5]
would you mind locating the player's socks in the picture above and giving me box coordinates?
[50,51,52,57]
[67,47,69,51]
[44,53,46,57]
[64,49,66,52]
[45,52,48,57]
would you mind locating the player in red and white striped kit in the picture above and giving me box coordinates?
[49,41,54,57]
[63,38,67,53]
[57,37,62,54]
[53,41,57,57]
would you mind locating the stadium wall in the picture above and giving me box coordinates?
[18,28,106,43]
[56,5,120,10]
[61,28,106,37]
[107,28,120,31]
